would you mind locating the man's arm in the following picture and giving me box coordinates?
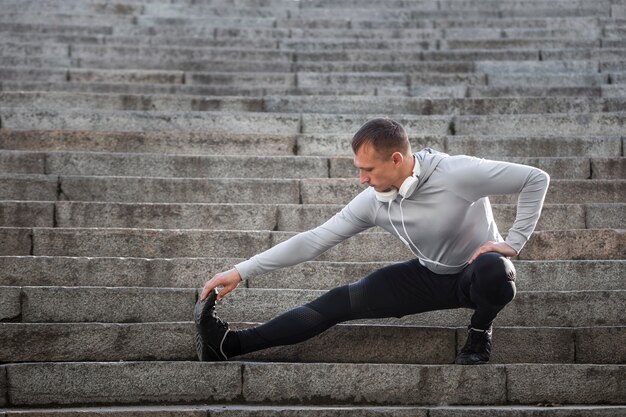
[201,188,377,301]
[446,155,551,259]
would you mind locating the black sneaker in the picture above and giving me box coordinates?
[194,288,230,361]
[455,326,492,365]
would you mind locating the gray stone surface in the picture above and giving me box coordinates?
[591,157,626,179]
[69,69,185,85]
[446,135,622,158]
[0,109,301,135]
[55,202,278,230]
[32,228,271,258]
[585,203,626,229]
[243,363,506,405]
[0,174,58,201]
[0,322,196,362]
[44,152,328,179]
[576,327,626,364]
[0,286,21,322]
[58,176,300,204]
[513,260,626,291]
[0,256,241,288]
[0,228,31,256]
[21,286,195,323]
[0,365,5,407]
[0,150,45,174]
[519,229,625,260]
[427,406,626,417]
[0,129,296,156]
[6,362,242,405]
[454,113,626,136]
[506,364,626,404]
[0,202,54,228]
[0,67,67,83]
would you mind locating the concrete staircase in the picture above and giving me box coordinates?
[0,0,625,414]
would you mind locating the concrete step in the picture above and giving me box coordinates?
[8,91,625,116]
[5,285,619,328]
[0,108,455,135]
[0,151,331,179]
[0,256,622,292]
[3,42,552,63]
[0,227,623,261]
[1,130,622,159]
[1,362,624,407]
[2,149,623,180]
[1,201,624,231]
[0,108,303,135]
[0,322,623,365]
[2,174,624,205]
[453,112,626,136]
[1,405,626,417]
[0,129,295,156]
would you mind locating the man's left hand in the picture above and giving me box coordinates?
[468,241,517,264]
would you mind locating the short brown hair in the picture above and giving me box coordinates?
[351,118,410,158]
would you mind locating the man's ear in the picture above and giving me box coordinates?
[391,151,404,167]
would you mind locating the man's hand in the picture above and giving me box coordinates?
[468,241,517,264]
[200,268,242,302]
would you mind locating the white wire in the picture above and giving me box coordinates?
[393,196,469,268]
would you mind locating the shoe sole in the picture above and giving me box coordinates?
[194,289,224,361]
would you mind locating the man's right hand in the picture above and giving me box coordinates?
[200,268,242,302]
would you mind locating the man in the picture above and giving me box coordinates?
[195,118,550,365]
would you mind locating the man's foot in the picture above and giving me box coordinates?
[194,288,230,361]
[455,326,492,365]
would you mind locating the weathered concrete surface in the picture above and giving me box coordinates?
[0,174,58,201]
[0,286,21,322]
[0,228,31,256]
[32,227,272,259]
[576,327,626,364]
[455,113,626,136]
[0,129,296,156]
[21,286,195,323]
[0,109,301,135]
[446,135,622,158]
[0,256,240,288]
[0,365,5,407]
[54,202,279,230]
[58,176,301,204]
[505,364,626,404]
[0,322,196,362]
[519,229,625,260]
[0,202,54,228]
[243,363,506,405]
[6,362,242,406]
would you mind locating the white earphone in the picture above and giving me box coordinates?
[375,156,421,202]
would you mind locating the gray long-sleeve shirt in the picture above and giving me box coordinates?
[235,148,550,279]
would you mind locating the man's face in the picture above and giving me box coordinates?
[353,144,398,192]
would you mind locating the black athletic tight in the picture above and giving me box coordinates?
[231,252,516,358]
